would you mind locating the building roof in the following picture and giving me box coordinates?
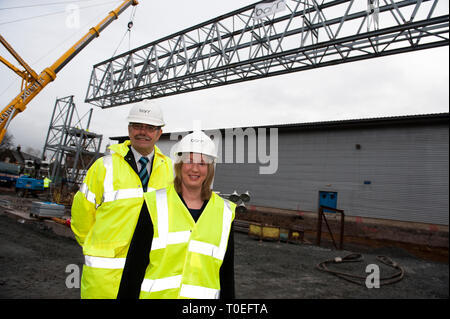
[257,112,449,132]
[0,146,42,165]
[110,112,449,141]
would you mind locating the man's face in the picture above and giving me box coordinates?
[128,123,162,155]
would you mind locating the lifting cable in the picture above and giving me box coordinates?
[111,4,137,57]
[316,253,405,286]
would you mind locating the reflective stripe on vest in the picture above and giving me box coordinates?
[180,284,220,299]
[103,155,114,195]
[101,154,155,203]
[83,155,155,270]
[141,276,220,299]
[141,188,233,298]
[141,275,182,293]
[154,188,169,247]
[80,183,96,205]
[151,189,232,261]
[102,187,155,203]
[84,255,126,269]
[151,231,191,250]
[150,189,193,250]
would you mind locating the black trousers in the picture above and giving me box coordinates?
[116,204,153,299]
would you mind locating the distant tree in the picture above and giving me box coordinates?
[0,133,14,149]
[25,146,41,158]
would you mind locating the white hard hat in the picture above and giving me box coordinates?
[127,100,165,126]
[175,131,217,162]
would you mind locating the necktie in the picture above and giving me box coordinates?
[139,156,150,191]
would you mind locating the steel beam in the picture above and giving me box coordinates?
[85,0,449,108]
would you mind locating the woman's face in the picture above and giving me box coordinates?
[180,153,209,190]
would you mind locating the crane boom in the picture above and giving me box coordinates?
[0,0,139,142]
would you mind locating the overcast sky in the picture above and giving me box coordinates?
[1,0,448,155]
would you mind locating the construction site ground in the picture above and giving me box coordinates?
[0,191,448,299]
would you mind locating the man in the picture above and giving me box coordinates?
[43,176,52,201]
[71,100,173,299]
[43,177,51,188]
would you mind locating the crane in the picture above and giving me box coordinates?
[0,0,139,143]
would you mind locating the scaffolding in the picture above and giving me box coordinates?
[42,95,103,190]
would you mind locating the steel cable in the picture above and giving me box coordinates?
[316,253,404,286]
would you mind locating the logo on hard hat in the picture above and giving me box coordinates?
[191,138,204,143]
[139,108,151,114]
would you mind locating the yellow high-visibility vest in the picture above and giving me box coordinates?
[71,141,174,299]
[140,185,235,299]
[43,177,51,188]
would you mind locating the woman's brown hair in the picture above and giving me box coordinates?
[173,160,215,201]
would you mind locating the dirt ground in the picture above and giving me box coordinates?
[0,193,448,299]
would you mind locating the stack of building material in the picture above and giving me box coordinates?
[30,201,65,218]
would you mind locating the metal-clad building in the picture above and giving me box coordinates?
[150,113,449,226]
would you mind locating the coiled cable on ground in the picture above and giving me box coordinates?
[316,253,404,286]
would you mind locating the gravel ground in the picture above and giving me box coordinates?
[234,231,448,299]
[0,209,447,300]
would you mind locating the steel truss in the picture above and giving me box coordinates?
[85,0,449,108]
[42,95,103,186]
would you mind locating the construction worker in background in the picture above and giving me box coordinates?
[71,100,174,299]
[43,176,52,201]
[136,131,236,299]
[43,177,52,188]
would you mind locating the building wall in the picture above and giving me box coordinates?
[157,118,449,225]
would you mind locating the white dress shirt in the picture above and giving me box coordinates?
[130,146,154,175]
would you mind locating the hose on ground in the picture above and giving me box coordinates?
[316,253,404,286]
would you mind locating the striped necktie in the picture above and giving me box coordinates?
[139,156,150,191]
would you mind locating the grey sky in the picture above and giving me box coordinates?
[1,0,448,154]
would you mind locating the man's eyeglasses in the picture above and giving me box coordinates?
[129,123,160,132]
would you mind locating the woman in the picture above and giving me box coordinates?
[139,131,235,299]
